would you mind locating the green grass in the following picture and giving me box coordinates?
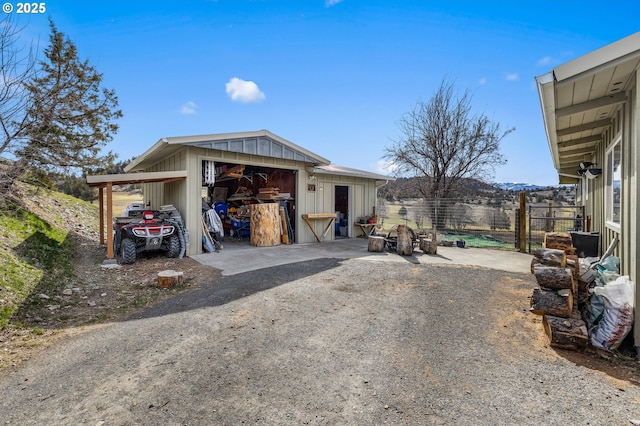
[0,195,76,329]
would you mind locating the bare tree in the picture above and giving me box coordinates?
[0,15,37,191]
[384,79,514,228]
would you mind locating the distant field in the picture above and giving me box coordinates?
[94,191,143,216]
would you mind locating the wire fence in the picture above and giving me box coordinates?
[375,198,518,249]
[375,198,584,252]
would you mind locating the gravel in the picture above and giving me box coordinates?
[0,257,639,425]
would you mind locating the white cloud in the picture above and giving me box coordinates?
[325,0,343,6]
[225,77,266,103]
[180,101,198,115]
[536,56,553,67]
[505,73,519,81]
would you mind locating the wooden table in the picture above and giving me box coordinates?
[301,213,337,242]
[354,222,377,237]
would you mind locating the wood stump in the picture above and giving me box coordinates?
[543,314,588,350]
[530,287,572,318]
[396,225,413,256]
[368,235,385,252]
[157,270,184,288]
[419,237,436,255]
[250,203,281,247]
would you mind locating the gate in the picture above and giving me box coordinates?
[525,204,585,252]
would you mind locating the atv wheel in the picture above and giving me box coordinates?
[166,235,180,258]
[121,238,137,264]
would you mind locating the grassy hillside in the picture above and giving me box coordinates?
[0,183,99,329]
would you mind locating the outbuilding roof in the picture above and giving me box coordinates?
[125,130,330,172]
[536,32,640,184]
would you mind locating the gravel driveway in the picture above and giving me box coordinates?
[1,250,639,424]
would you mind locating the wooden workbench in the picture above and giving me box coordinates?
[301,213,337,242]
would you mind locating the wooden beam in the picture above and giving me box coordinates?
[556,119,610,137]
[556,92,626,118]
[558,134,601,149]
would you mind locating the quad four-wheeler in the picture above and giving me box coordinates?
[113,207,181,264]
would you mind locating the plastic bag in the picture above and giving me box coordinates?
[589,275,635,351]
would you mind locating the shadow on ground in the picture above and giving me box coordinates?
[130,257,345,321]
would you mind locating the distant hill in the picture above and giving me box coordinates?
[378,177,566,200]
[493,183,546,191]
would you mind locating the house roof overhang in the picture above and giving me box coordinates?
[536,32,640,185]
[124,130,331,172]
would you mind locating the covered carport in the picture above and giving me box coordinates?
[86,170,187,260]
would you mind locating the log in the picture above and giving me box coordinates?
[419,237,436,255]
[531,248,566,267]
[250,203,281,247]
[532,265,574,290]
[542,314,589,350]
[396,225,413,256]
[565,255,579,291]
[157,270,184,288]
[543,232,576,255]
[530,287,572,318]
[368,235,385,252]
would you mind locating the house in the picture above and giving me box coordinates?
[88,130,391,257]
[536,32,640,348]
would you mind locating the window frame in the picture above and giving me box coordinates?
[605,135,622,232]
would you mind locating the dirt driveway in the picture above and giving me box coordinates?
[1,253,639,424]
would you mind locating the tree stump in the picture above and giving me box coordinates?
[532,265,574,290]
[250,203,281,247]
[419,237,436,255]
[543,314,588,350]
[368,235,385,252]
[530,287,572,318]
[157,270,184,288]
[396,225,413,256]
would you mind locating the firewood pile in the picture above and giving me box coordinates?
[529,232,589,351]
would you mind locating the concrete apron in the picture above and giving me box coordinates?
[191,238,533,276]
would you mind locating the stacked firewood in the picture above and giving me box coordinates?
[529,232,589,351]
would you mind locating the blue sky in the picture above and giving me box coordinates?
[10,0,640,186]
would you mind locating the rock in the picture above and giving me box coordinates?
[38,294,50,300]
[62,289,73,296]
[87,301,96,307]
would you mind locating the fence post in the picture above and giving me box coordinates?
[518,191,527,253]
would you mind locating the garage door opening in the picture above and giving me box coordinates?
[202,160,296,244]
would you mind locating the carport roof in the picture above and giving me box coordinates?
[536,31,640,184]
[125,130,331,172]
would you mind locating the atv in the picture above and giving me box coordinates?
[113,209,181,264]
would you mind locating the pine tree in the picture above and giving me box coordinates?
[18,19,122,173]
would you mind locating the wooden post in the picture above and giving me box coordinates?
[106,182,114,259]
[518,191,526,253]
[250,203,281,247]
[98,187,105,246]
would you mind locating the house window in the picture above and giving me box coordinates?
[605,137,621,229]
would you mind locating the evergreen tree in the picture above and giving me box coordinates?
[18,19,122,173]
